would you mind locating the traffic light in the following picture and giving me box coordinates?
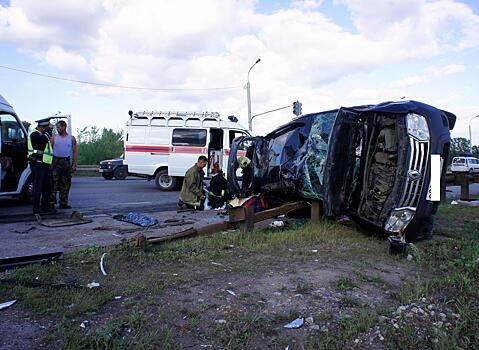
[293,101,302,116]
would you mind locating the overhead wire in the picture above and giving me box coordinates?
[0,65,243,91]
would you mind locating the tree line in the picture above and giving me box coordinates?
[76,127,123,165]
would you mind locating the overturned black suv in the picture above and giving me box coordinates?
[228,100,455,242]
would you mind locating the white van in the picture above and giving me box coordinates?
[0,94,32,202]
[450,156,479,173]
[124,111,251,190]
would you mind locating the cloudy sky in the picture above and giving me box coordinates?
[1,0,478,143]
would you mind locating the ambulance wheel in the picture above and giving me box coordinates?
[102,173,114,180]
[155,170,177,191]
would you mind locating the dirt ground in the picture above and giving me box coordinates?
[1,204,478,349]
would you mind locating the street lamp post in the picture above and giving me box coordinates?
[247,58,261,131]
[469,114,479,152]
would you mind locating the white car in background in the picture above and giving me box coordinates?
[450,156,479,173]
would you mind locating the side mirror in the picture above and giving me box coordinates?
[128,110,133,118]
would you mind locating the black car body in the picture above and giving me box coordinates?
[99,158,128,180]
[228,100,456,241]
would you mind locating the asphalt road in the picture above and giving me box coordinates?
[0,176,180,223]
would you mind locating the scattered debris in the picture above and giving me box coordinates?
[12,226,37,234]
[211,262,223,266]
[114,212,158,227]
[337,214,351,223]
[114,296,122,300]
[38,211,92,227]
[0,251,63,271]
[269,220,285,228]
[387,235,407,255]
[100,253,108,276]
[134,233,147,251]
[305,316,314,324]
[455,199,479,207]
[215,319,226,324]
[284,317,304,329]
[226,290,237,297]
[451,200,458,205]
[0,299,17,310]
[80,321,89,329]
[406,254,413,261]
[87,282,100,289]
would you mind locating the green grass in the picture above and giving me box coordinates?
[334,277,358,291]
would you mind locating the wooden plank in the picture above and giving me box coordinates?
[457,174,470,200]
[253,201,307,223]
[146,222,231,245]
[311,200,322,224]
[240,206,255,233]
[229,206,246,223]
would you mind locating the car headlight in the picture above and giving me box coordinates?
[406,113,429,141]
[385,208,415,233]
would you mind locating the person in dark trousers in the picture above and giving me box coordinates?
[51,120,78,209]
[208,170,228,208]
[178,155,208,210]
[28,117,54,215]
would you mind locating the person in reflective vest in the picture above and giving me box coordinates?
[28,117,54,215]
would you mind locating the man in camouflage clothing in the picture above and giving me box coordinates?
[51,120,78,209]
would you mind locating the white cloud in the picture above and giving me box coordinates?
[0,0,478,134]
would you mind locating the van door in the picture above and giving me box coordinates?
[0,114,28,192]
[169,128,208,176]
[208,128,224,176]
[226,129,249,171]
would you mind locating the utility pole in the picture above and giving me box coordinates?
[246,58,261,131]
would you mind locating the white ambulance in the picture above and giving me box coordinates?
[124,110,251,190]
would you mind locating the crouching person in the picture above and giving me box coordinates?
[208,170,228,209]
[178,156,208,210]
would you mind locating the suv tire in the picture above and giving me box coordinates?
[102,173,114,180]
[155,169,177,191]
[114,166,127,180]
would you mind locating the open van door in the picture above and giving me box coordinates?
[208,128,224,176]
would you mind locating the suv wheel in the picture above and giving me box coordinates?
[102,173,114,180]
[114,166,127,180]
[155,169,177,191]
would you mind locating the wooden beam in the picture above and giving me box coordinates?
[311,200,322,224]
[240,206,255,233]
[252,201,307,223]
[457,174,470,200]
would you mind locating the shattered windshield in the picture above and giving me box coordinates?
[298,111,337,199]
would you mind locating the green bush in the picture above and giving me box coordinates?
[77,127,123,165]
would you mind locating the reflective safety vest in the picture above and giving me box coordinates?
[28,129,53,165]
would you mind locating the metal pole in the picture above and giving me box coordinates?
[247,80,252,131]
[469,115,479,152]
[246,58,261,131]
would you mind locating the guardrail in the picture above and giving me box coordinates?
[444,173,479,201]
[77,165,98,172]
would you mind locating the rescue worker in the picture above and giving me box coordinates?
[208,170,228,208]
[51,120,78,209]
[237,156,252,192]
[28,117,54,215]
[178,155,208,210]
